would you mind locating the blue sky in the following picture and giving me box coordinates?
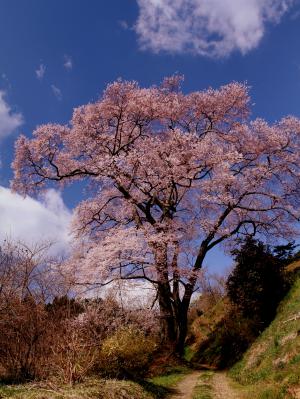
[1,0,300,271]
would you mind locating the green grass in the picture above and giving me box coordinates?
[0,366,192,399]
[148,365,190,389]
[0,378,156,399]
[184,345,195,362]
[0,363,191,399]
[229,275,300,398]
[227,382,292,399]
[192,372,214,399]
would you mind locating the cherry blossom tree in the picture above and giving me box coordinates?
[12,76,300,353]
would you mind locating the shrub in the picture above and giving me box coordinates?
[99,326,156,378]
[49,319,99,385]
[0,297,52,381]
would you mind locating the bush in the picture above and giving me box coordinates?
[0,293,159,384]
[49,319,99,385]
[99,326,156,378]
[0,297,52,381]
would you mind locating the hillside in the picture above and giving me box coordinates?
[230,272,300,398]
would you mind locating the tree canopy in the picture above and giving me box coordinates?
[227,238,289,328]
[12,76,300,352]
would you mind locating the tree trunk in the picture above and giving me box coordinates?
[154,242,200,356]
[154,243,177,349]
[156,281,194,356]
[175,304,189,355]
[157,281,177,349]
[175,284,194,355]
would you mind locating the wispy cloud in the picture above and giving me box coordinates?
[119,20,130,30]
[135,0,295,58]
[0,91,23,138]
[290,6,300,19]
[36,63,46,80]
[63,55,73,70]
[51,84,62,101]
[1,73,12,90]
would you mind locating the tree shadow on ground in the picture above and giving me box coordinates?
[134,377,177,398]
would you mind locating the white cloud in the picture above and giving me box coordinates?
[0,91,23,138]
[135,0,295,57]
[35,63,46,80]
[63,55,73,70]
[0,187,72,256]
[51,84,62,100]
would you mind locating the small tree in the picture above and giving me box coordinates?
[227,238,288,329]
[0,240,73,381]
[12,76,300,354]
[273,241,298,265]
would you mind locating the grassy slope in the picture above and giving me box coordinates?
[0,378,155,399]
[189,298,228,363]
[0,366,191,399]
[190,299,227,347]
[230,271,300,398]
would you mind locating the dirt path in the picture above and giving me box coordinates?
[169,372,201,399]
[211,372,239,399]
[169,371,239,399]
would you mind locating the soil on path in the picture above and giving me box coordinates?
[169,371,239,399]
[169,372,201,399]
[211,372,239,399]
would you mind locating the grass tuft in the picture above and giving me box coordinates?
[192,372,214,399]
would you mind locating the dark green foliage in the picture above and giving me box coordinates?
[45,295,84,319]
[227,237,289,330]
[192,237,294,369]
[273,241,298,265]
